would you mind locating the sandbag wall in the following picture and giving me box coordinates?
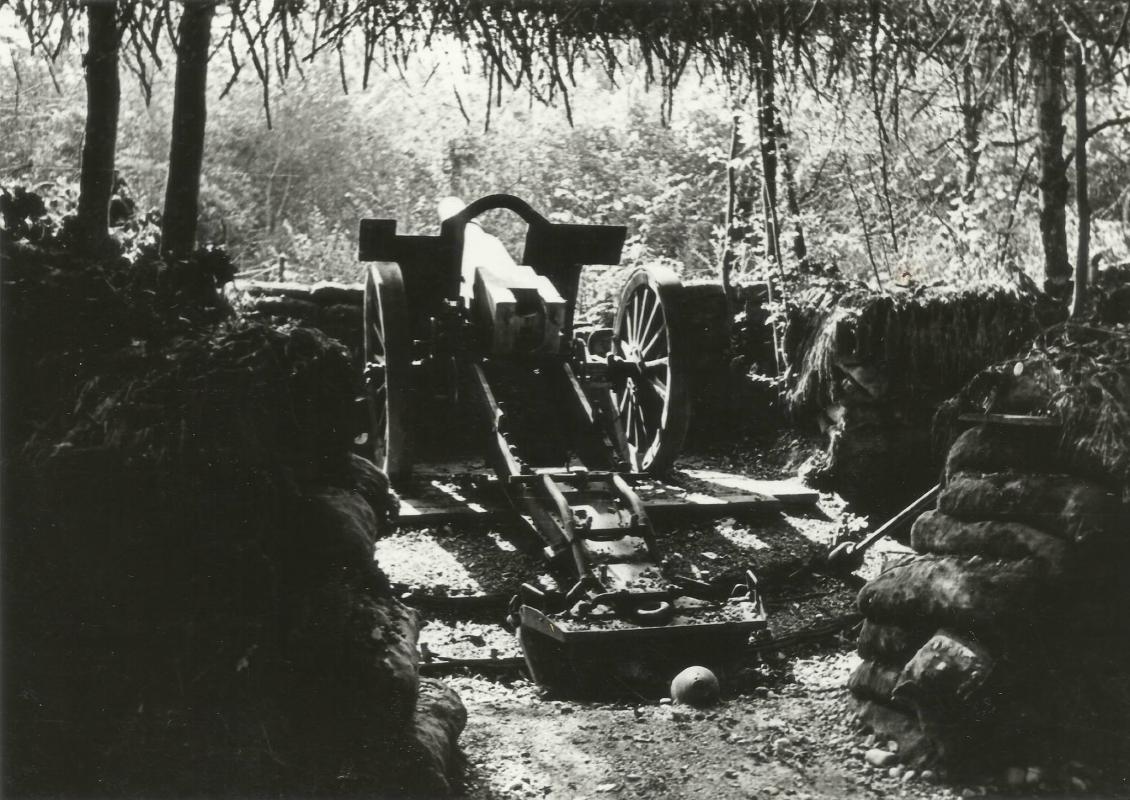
[848,360,1130,773]
[2,251,466,797]
[777,283,1037,511]
[238,279,364,362]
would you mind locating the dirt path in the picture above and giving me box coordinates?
[452,648,961,800]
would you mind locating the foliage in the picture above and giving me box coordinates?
[2,3,1128,304]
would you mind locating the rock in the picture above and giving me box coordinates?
[888,765,904,778]
[723,769,738,779]
[902,770,917,782]
[920,769,936,783]
[670,666,720,707]
[865,748,898,768]
[939,472,1123,546]
[910,510,1069,568]
[1025,766,1044,786]
[596,783,619,793]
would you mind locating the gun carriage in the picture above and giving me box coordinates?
[359,194,767,690]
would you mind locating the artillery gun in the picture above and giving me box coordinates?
[358,194,767,692]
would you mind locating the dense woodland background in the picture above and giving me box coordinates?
[2,3,1128,310]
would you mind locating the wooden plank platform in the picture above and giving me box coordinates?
[396,467,818,525]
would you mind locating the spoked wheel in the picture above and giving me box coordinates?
[363,263,412,482]
[610,265,691,474]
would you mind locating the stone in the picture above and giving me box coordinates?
[902,770,917,782]
[888,765,904,778]
[1025,766,1044,786]
[864,749,898,768]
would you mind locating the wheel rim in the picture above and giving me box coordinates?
[611,266,689,473]
[363,263,410,480]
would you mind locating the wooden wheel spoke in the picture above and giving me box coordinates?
[648,376,668,401]
[643,357,668,373]
[639,291,660,348]
[629,292,643,344]
[640,324,666,358]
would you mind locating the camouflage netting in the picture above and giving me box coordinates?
[776,280,1038,510]
[849,269,1130,776]
[2,243,464,797]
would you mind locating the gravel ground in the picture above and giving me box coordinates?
[451,648,971,800]
[379,440,1125,799]
[452,647,1127,799]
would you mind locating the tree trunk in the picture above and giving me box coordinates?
[76,0,120,247]
[721,114,740,301]
[161,1,215,259]
[1032,26,1071,300]
[1071,50,1090,319]
[754,29,780,266]
[959,61,985,204]
[778,134,807,263]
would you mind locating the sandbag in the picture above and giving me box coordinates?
[286,581,421,732]
[944,424,1062,478]
[347,453,398,534]
[848,658,905,705]
[403,678,468,795]
[310,280,363,305]
[910,510,1068,568]
[854,697,944,768]
[857,554,1054,631]
[894,629,994,709]
[857,620,934,665]
[939,472,1123,545]
[301,488,380,572]
[248,295,319,321]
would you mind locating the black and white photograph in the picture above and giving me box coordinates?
[2,0,1129,797]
